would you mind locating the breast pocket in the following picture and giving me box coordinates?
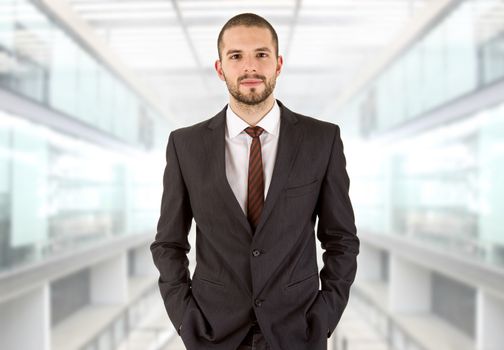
[284,179,319,198]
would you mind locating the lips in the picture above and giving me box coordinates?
[241,79,263,86]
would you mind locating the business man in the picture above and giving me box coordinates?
[150,13,359,350]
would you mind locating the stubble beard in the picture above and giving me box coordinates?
[224,73,276,106]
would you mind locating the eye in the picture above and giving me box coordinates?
[258,53,268,57]
[230,54,240,59]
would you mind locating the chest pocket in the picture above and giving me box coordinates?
[284,179,319,198]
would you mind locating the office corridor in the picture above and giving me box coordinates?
[1,0,504,349]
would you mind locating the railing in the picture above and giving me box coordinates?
[332,288,427,350]
[80,285,164,350]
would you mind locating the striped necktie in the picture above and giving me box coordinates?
[244,126,265,231]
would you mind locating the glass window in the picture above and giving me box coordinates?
[421,21,446,112]
[475,0,504,84]
[0,0,161,147]
[403,45,423,120]
[49,30,78,116]
[11,123,48,248]
[351,101,504,269]
[445,1,478,99]
[96,65,114,132]
[76,49,99,125]
[0,0,15,51]
[0,110,159,273]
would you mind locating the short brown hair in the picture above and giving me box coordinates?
[217,13,279,61]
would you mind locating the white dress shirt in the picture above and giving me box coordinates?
[225,100,281,216]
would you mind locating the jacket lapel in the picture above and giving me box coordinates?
[203,99,303,237]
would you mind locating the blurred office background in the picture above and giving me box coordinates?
[0,0,503,349]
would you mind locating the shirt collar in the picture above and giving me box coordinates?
[226,99,280,139]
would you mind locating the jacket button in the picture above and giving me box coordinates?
[254,299,263,307]
[252,249,261,257]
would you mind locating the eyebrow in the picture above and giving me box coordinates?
[225,47,272,56]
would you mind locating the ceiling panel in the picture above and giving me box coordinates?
[66,0,429,124]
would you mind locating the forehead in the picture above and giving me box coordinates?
[221,25,274,50]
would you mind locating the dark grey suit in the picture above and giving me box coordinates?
[150,99,359,350]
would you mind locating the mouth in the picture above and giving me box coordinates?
[240,79,263,87]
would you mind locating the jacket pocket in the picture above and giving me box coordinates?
[284,272,318,291]
[284,179,319,197]
[194,276,225,288]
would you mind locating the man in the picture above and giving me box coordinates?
[150,13,359,350]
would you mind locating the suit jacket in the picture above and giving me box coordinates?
[150,99,359,350]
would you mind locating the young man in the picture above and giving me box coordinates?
[150,13,359,350]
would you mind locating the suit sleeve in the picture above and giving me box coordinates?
[150,130,193,335]
[316,124,359,338]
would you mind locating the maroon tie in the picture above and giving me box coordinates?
[244,126,265,231]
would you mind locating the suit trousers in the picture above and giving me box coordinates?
[236,322,270,350]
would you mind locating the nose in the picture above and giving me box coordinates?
[243,54,257,73]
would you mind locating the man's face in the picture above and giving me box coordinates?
[215,25,283,105]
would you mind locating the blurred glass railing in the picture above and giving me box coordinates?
[350,288,428,350]
[79,285,164,350]
[0,110,163,274]
[0,0,165,149]
[350,99,504,270]
[339,0,504,138]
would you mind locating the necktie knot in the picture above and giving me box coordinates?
[244,126,264,139]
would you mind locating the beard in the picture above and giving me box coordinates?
[223,72,276,106]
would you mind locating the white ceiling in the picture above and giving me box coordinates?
[66,0,429,126]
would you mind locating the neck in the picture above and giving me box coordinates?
[229,95,275,126]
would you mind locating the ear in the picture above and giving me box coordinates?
[275,55,283,77]
[215,59,225,81]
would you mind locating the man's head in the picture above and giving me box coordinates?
[217,13,279,61]
[215,13,283,106]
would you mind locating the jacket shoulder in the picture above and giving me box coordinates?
[293,112,340,138]
[171,117,211,137]
[166,113,218,150]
